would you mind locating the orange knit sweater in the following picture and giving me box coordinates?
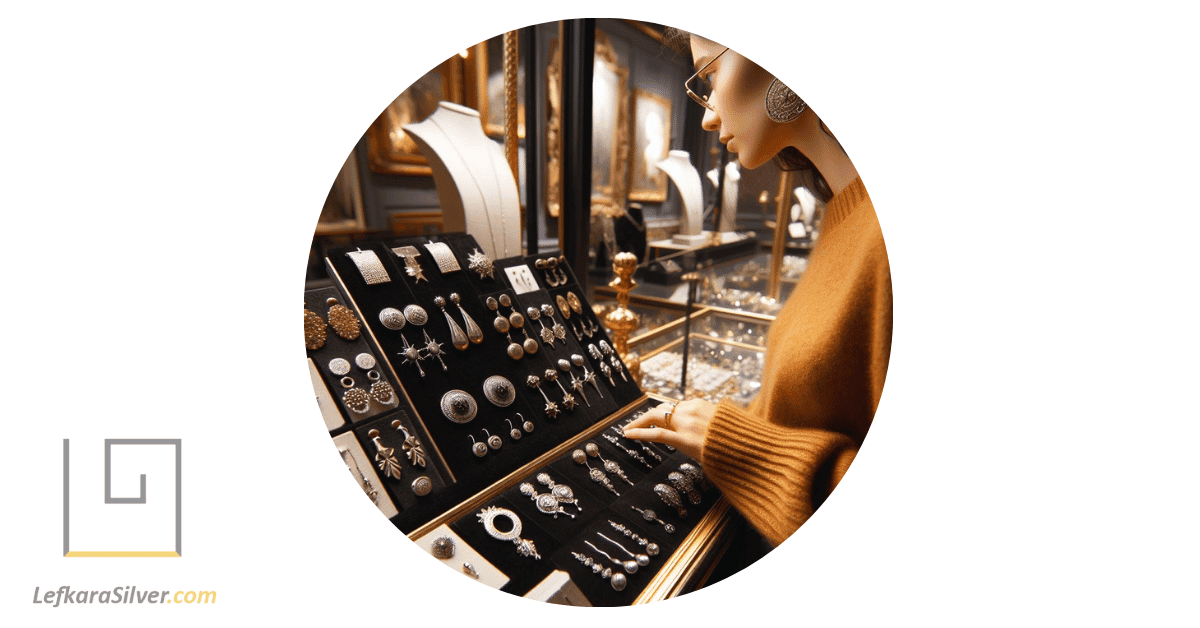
[702,176,892,546]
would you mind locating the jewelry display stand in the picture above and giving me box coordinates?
[707,161,741,234]
[404,103,521,259]
[655,150,707,246]
[308,233,731,605]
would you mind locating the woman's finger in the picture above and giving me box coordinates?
[621,425,682,448]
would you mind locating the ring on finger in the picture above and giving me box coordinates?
[663,403,676,430]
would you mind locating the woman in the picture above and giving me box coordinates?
[622,31,893,547]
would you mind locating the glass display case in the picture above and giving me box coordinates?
[628,307,772,404]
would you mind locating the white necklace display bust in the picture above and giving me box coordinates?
[655,150,708,246]
[404,102,521,258]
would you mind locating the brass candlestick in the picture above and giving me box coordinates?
[605,252,642,385]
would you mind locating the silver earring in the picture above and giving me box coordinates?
[583,540,638,574]
[506,419,522,441]
[765,78,807,123]
[572,449,620,497]
[536,472,581,511]
[483,375,517,408]
[653,483,689,519]
[450,293,484,345]
[519,482,576,519]
[477,506,540,559]
[607,520,661,556]
[434,295,469,351]
[572,551,627,591]
[483,429,502,450]
[466,248,494,280]
[631,506,676,534]
[586,442,634,485]
[367,429,403,479]
[526,375,560,419]
[668,471,702,505]
[517,412,534,433]
[469,435,488,458]
[544,369,577,411]
[391,420,427,468]
[597,531,650,567]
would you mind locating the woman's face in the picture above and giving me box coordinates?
[690,36,794,169]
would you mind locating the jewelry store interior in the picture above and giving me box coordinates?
[305,19,830,605]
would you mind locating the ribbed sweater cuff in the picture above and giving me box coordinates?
[703,399,857,546]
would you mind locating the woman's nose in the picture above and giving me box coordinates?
[701,106,720,132]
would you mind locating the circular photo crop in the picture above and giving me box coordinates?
[303,18,890,606]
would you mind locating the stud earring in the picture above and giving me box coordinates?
[466,248,494,280]
[440,390,478,424]
[411,475,433,496]
[303,307,327,350]
[328,358,351,376]
[469,435,488,458]
[367,429,403,479]
[391,420,427,468]
[326,298,361,341]
[765,78,807,123]
[482,375,517,408]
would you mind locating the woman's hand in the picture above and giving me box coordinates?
[622,399,717,464]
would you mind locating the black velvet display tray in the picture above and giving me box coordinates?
[447,434,721,604]
[322,234,645,533]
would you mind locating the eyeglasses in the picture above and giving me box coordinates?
[684,47,729,111]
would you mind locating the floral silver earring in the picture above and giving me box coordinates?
[765,78,807,123]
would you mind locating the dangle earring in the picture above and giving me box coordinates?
[469,434,488,458]
[585,442,633,485]
[506,418,522,441]
[764,78,807,123]
[391,420,427,468]
[434,295,469,351]
[544,369,577,411]
[450,293,484,345]
[541,304,567,343]
[526,307,556,347]
[516,412,535,434]
[559,359,589,406]
[486,296,524,360]
[367,429,403,479]
[572,448,620,497]
[526,375,559,418]
[500,294,538,354]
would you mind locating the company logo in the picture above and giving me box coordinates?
[62,439,181,557]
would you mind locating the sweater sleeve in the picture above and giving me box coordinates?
[702,398,860,546]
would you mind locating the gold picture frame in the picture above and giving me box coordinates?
[316,150,366,235]
[545,28,630,219]
[366,56,465,176]
[629,88,672,203]
[465,37,526,139]
[590,30,630,219]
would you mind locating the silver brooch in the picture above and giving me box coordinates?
[467,248,494,280]
[440,390,478,424]
[483,375,516,407]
